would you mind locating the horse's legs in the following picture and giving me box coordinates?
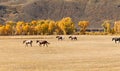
[30,43,32,47]
[39,44,41,46]
[72,38,73,40]
[43,44,45,46]
[118,39,120,43]
[26,43,28,47]
[46,44,48,47]
[25,43,26,47]
[39,43,41,47]
[75,38,77,40]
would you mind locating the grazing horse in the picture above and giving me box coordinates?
[69,36,77,40]
[56,36,63,40]
[23,40,33,47]
[36,40,50,47]
[112,37,120,43]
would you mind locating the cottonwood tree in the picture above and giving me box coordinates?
[6,21,16,35]
[101,20,111,33]
[40,23,49,35]
[5,24,12,35]
[78,21,89,34]
[16,21,25,35]
[57,17,75,35]
[48,20,56,35]
[0,26,5,35]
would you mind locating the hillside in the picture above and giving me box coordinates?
[0,0,120,28]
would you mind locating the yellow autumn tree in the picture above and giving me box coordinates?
[34,20,55,35]
[31,20,37,26]
[55,22,63,35]
[101,20,111,33]
[0,26,5,35]
[41,23,49,35]
[29,20,38,35]
[16,21,25,35]
[57,17,75,35]
[6,21,16,35]
[22,23,30,35]
[35,24,42,35]
[5,24,12,35]
[48,20,56,34]
[6,21,16,26]
[36,20,45,25]
[78,21,89,34]
[114,21,120,34]
[34,20,46,35]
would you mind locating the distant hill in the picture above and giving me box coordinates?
[0,0,120,28]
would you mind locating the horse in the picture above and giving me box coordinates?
[69,36,77,40]
[36,40,50,47]
[56,36,63,40]
[23,40,33,47]
[112,37,120,43]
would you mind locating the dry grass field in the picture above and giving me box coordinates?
[0,35,120,71]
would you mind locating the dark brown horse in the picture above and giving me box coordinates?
[69,36,77,40]
[23,40,33,47]
[56,36,63,40]
[36,40,50,47]
[112,37,120,43]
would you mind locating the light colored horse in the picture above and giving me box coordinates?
[23,40,33,47]
[112,37,120,43]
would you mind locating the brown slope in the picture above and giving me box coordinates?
[0,0,120,28]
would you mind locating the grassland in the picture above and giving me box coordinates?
[0,35,120,71]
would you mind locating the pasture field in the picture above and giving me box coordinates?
[0,35,120,71]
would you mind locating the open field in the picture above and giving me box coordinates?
[0,35,120,71]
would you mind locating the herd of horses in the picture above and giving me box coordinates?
[23,35,78,47]
[23,35,120,47]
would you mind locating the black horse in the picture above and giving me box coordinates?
[36,40,50,47]
[69,36,77,40]
[23,40,33,47]
[56,36,63,40]
[112,37,120,43]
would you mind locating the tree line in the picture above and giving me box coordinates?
[0,17,118,35]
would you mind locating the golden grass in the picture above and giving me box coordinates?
[0,35,119,71]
